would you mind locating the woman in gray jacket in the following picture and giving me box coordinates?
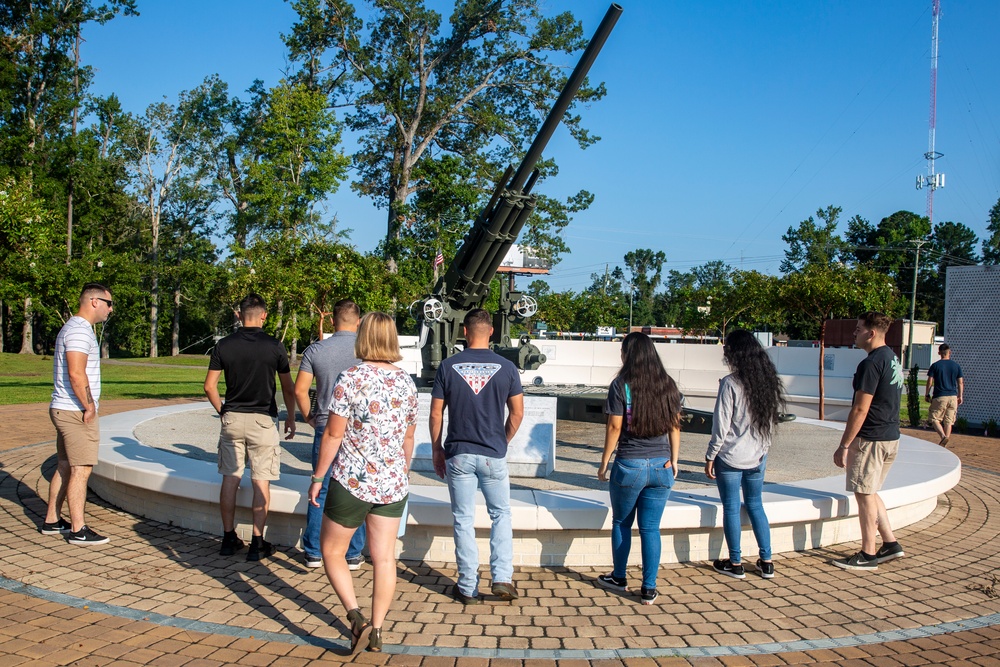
[705,330,785,579]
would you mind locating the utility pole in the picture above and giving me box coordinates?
[906,239,928,369]
[628,281,634,332]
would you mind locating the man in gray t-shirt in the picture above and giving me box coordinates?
[294,299,363,568]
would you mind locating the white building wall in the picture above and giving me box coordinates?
[397,335,870,420]
[945,265,1000,426]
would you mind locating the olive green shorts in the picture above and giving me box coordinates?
[324,478,408,528]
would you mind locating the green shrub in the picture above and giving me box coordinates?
[987,419,999,438]
[906,366,921,428]
[955,417,968,434]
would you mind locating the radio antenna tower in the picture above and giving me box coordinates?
[916,0,945,224]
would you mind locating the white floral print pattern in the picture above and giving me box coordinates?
[329,363,418,504]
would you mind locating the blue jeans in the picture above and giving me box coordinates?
[714,457,771,564]
[609,456,674,591]
[303,422,365,560]
[445,453,513,597]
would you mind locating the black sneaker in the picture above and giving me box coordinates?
[713,559,746,579]
[875,542,905,564]
[67,525,109,545]
[219,532,245,556]
[247,537,273,562]
[833,551,878,571]
[453,586,481,605]
[755,559,775,579]
[640,587,658,605]
[597,574,628,592]
[41,518,72,535]
[346,554,365,571]
[304,554,323,568]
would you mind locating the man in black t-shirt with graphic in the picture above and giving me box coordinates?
[833,311,905,571]
[429,309,524,604]
[204,294,296,562]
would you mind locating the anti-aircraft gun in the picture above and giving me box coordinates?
[415,3,623,384]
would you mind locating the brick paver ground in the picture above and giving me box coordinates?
[1,400,998,666]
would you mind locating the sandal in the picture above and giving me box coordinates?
[346,608,371,655]
[368,627,383,652]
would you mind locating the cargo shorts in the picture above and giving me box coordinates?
[217,411,281,481]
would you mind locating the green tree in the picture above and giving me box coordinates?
[119,76,230,357]
[845,209,931,297]
[656,268,697,330]
[392,154,481,321]
[240,80,350,358]
[285,0,606,270]
[0,175,58,353]
[779,264,901,419]
[919,221,979,328]
[698,270,779,339]
[244,81,349,237]
[159,177,221,355]
[623,248,666,328]
[983,197,1000,264]
[780,205,848,273]
[0,0,136,352]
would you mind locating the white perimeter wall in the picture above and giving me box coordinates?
[398,335,866,412]
[945,265,1000,426]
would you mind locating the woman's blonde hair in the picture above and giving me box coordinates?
[355,311,403,362]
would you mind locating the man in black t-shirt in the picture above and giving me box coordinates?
[832,311,906,571]
[429,309,524,604]
[204,294,296,562]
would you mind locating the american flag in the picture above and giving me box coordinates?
[434,250,444,268]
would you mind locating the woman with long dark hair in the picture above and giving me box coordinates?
[597,332,682,605]
[705,329,786,580]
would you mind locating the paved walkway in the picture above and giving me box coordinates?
[1,400,999,666]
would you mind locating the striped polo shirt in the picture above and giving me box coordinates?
[51,316,101,410]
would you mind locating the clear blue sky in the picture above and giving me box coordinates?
[82,1,1000,292]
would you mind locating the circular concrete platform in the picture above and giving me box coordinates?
[90,403,961,567]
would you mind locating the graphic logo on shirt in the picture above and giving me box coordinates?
[890,357,904,389]
[452,362,502,395]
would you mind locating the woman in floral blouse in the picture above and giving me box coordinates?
[308,311,418,654]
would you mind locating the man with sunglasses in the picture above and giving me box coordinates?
[43,282,114,545]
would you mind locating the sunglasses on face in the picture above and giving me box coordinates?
[92,297,113,308]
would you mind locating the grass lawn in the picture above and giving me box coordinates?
[108,354,212,367]
[0,352,215,405]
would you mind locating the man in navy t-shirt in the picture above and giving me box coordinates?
[925,343,964,447]
[430,309,524,604]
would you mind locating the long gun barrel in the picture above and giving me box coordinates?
[419,3,623,382]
